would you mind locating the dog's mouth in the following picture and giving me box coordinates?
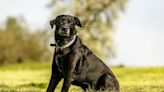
[59,32,69,36]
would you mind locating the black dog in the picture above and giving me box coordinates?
[47,15,119,92]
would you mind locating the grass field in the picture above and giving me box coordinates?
[0,61,164,92]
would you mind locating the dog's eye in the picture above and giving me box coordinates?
[62,19,67,23]
[62,19,65,21]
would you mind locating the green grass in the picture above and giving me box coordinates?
[0,61,164,92]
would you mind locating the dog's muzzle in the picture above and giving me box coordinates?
[58,28,70,36]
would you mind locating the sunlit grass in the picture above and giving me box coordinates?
[0,61,164,92]
[115,67,164,92]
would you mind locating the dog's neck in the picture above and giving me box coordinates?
[55,35,76,49]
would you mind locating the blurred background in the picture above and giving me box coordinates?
[0,0,164,66]
[0,0,164,91]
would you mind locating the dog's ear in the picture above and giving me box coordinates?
[74,17,82,27]
[50,19,55,29]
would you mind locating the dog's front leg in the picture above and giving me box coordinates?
[46,74,62,92]
[61,69,73,92]
[47,59,62,92]
[61,51,80,92]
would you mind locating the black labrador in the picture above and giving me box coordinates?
[47,15,119,92]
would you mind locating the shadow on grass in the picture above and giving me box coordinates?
[19,82,47,88]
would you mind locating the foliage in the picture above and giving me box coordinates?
[0,62,164,91]
[50,0,127,60]
[0,17,50,65]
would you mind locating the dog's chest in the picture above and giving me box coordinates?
[55,53,86,78]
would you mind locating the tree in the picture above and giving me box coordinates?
[0,17,50,65]
[49,0,127,60]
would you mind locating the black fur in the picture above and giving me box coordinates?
[47,15,119,92]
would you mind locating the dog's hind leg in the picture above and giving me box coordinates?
[96,73,119,91]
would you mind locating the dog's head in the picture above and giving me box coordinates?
[50,15,82,37]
